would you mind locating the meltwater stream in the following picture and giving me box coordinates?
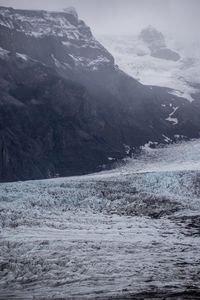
[0,140,200,299]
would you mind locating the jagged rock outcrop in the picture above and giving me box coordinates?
[139,26,180,61]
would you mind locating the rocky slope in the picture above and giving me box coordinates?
[0,7,200,181]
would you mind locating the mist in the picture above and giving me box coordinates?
[0,0,199,53]
[1,1,200,297]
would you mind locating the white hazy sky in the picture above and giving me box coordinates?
[0,0,199,43]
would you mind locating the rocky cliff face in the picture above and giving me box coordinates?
[0,7,114,73]
[0,7,200,182]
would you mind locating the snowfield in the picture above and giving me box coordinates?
[98,35,200,102]
[1,140,200,299]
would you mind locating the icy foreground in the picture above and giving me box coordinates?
[1,140,200,299]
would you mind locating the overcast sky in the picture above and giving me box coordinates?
[0,0,199,43]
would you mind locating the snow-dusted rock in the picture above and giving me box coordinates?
[0,6,114,71]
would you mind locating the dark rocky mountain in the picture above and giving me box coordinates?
[0,7,200,182]
[139,26,180,61]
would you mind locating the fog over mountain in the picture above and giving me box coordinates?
[1,1,200,299]
[0,0,199,48]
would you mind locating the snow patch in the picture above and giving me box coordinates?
[166,106,179,125]
[123,144,131,155]
[162,134,172,143]
[16,52,28,61]
[69,54,111,69]
[142,141,158,151]
[168,89,194,102]
[108,157,115,161]
[51,54,61,67]
[0,46,9,58]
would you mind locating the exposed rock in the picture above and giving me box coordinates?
[140,26,181,61]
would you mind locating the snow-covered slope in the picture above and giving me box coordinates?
[98,31,200,102]
[1,139,200,299]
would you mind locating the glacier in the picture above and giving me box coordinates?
[1,139,200,299]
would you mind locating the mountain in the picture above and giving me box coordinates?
[0,7,200,182]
